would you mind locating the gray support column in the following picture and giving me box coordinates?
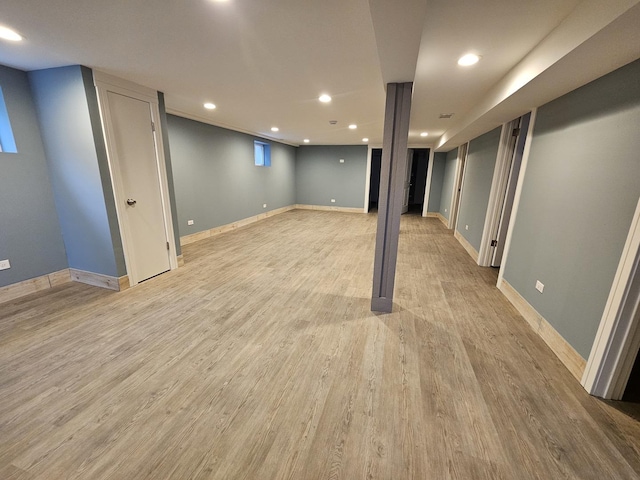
[371,82,413,313]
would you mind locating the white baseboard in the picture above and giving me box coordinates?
[294,204,364,214]
[499,279,586,381]
[454,230,479,263]
[426,212,448,226]
[70,268,128,292]
[0,269,71,305]
[180,205,296,246]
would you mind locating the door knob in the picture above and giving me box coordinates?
[126,199,137,206]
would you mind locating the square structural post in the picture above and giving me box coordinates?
[371,82,413,313]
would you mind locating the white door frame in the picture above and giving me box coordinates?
[497,108,538,289]
[478,118,521,266]
[94,71,178,287]
[422,148,435,217]
[449,143,468,230]
[582,196,640,399]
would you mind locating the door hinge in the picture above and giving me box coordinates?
[166,241,170,250]
[512,127,520,137]
[152,121,156,132]
[491,239,498,247]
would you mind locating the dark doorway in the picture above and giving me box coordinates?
[368,149,382,212]
[368,148,430,214]
[623,348,640,403]
[407,149,430,214]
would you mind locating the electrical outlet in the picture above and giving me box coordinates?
[0,259,10,270]
[331,199,336,203]
[444,208,448,212]
[339,159,345,163]
[263,204,267,208]
[187,220,194,226]
[536,280,544,293]
[465,224,469,230]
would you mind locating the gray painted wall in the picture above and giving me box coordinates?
[428,152,446,213]
[296,145,368,208]
[0,65,67,287]
[503,58,640,359]
[29,65,121,277]
[457,127,501,251]
[167,114,296,237]
[439,148,458,221]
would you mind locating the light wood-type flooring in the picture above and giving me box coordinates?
[1,210,639,479]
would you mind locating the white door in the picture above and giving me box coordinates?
[402,149,414,214]
[106,91,171,282]
[491,114,530,267]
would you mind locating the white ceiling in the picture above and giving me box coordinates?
[1,0,639,150]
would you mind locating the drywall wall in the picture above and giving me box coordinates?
[503,58,640,359]
[428,152,446,213]
[0,65,67,287]
[456,127,501,251]
[439,147,458,222]
[29,65,123,278]
[296,145,368,208]
[167,114,296,237]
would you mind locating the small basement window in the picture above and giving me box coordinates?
[254,140,271,167]
[0,86,17,153]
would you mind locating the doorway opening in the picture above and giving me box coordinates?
[368,148,382,212]
[367,148,430,214]
[450,143,468,230]
[407,148,430,214]
[623,347,640,403]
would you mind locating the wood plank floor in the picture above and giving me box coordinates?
[1,210,639,479]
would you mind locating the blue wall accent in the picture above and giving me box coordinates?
[503,58,640,359]
[0,86,17,153]
[0,65,67,287]
[428,152,446,213]
[439,148,458,222]
[295,145,368,208]
[456,127,501,251]
[167,114,296,237]
[29,66,120,277]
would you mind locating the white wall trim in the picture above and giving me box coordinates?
[181,205,296,246]
[93,71,159,105]
[295,204,364,214]
[94,74,179,287]
[499,279,586,381]
[422,148,435,217]
[582,196,640,399]
[0,269,71,305]
[70,268,128,291]
[478,119,520,266]
[497,108,538,288]
[454,230,479,263]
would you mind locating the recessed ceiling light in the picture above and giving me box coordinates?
[0,26,23,42]
[319,94,332,103]
[420,132,428,137]
[271,127,279,132]
[303,139,310,143]
[458,53,480,66]
[348,124,357,130]
[203,102,216,110]
[362,138,369,142]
